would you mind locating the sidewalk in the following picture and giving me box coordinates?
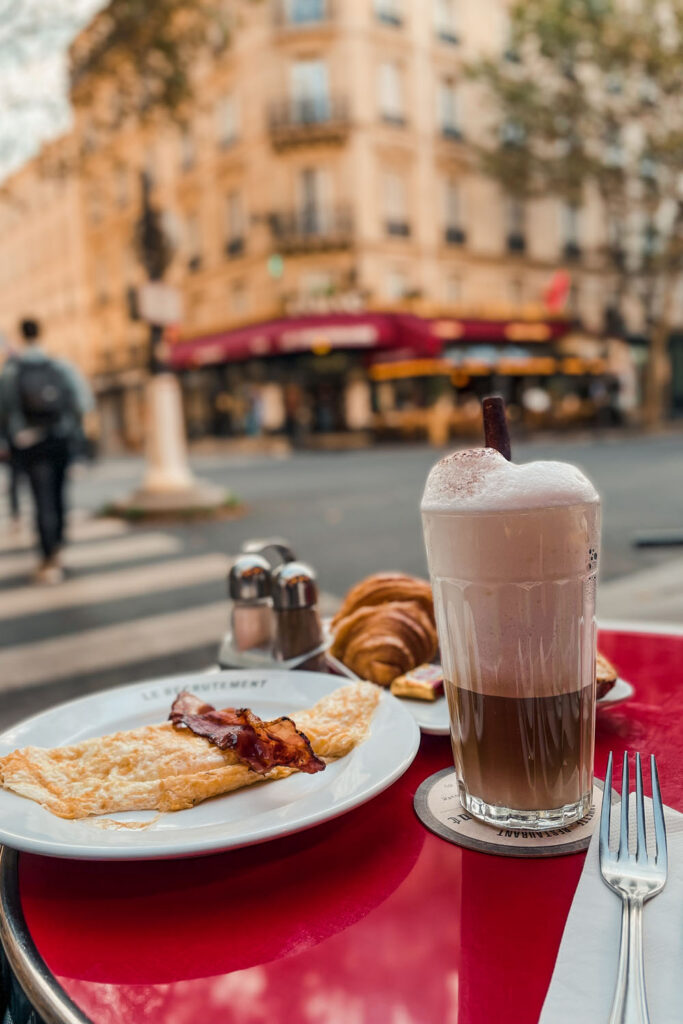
[598,554,683,629]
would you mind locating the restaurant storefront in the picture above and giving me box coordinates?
[168,310,618,446]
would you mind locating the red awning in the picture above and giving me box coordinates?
[169,312,569,370]
[169,313,441,369]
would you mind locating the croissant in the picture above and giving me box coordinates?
[331,601,438,687]
[330,573,434,630]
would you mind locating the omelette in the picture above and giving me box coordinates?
[0,682,380,820]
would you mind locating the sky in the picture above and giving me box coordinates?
[0,0,104,181]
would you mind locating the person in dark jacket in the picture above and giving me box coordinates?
[0,319,93,583]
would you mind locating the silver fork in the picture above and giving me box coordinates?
[599,752,668,1024]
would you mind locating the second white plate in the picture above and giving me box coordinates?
[402,677,635,736]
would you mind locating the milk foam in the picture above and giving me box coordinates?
[420,448,599,513]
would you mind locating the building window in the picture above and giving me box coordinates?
[216,94,239,147]
[434,0,458,43]
[561,202,581,260]
[301,270,334,297]
[180,126,196,171]
[604,126,624,169]
[443,179,465,245]
[297,167,329,233]
[225,192,246,257]
[290,59,330,122]
[378,62,405,125]
[286,0,326,22]
[569,281,581,318]
[642,219,658,262]
[607,216,625,268]
[640,153,657,183]
[186,214,202,272]
[231,279,248,315]
[509,277,524,307]
[437,78,461,139]
[374,0,402,27]
[445,274,462,305]
[144,144,156,185]
[95,259,109,305]
[501,119,525,147]
[384,173,410,237]
[385,268,408,300]
[115,165,129,208]
[87,187,102,225]
[506,197,526,253]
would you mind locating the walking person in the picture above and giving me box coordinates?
[6,449,22,528]
[0,319,93,583]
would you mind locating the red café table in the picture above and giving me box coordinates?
[1,624,682,1024]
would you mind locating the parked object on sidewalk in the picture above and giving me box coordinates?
[0,318,93,583]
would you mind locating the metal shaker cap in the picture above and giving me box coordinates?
[228,554,272,601]
[240,537,297,570]
[272,561,318,610]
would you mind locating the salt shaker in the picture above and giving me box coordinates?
[272,561,326,670]
[228,554,273,653]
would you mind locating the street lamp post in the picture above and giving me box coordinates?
[114,173,225,514]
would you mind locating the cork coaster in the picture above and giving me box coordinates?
[414,769,604,858]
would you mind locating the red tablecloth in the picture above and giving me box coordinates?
[14,628,683,1024]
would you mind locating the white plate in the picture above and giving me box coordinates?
[0,670,420,861]
[402,695,450,736]
[597,677,635,708]
[402,677,635,736]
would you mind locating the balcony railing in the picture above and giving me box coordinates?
[270,205,353,252]
[444,225,466,246]
[269,95,350,148]
[507,232,526,254]
[385,219,411,238]
[436,27,459,45]
[375,7,403,27]
[440,123,463,142]
[273,0,333,28]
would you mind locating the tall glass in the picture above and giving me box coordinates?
[421,453,601,830]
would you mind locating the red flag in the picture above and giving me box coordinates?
[543,270,571,312]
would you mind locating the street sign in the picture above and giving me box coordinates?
[138,282,183,326]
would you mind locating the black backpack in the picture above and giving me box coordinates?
[17,359,72,429]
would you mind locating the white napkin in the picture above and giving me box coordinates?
[541,793,683,1024]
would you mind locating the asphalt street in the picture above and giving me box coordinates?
[0,432,681,729]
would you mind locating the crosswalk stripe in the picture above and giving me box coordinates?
[0,602,230,691]
[0,553,229,621]
[0,591,341,693]
[0,533,180,581]
[0,517,127,554]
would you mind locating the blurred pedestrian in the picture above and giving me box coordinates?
[7,450,22,527]
[0,318,93,583]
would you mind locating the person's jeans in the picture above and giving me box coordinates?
[14,437,70,561]
[7,459,21,521]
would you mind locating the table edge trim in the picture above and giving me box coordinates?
[598,618,683,638]
[0,847,93,1024]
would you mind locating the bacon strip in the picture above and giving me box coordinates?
[169,691,326,775]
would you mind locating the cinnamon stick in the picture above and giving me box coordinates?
[482,396,512,461]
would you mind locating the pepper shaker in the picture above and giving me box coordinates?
[272,561,326,670]
[228,554,273,653]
